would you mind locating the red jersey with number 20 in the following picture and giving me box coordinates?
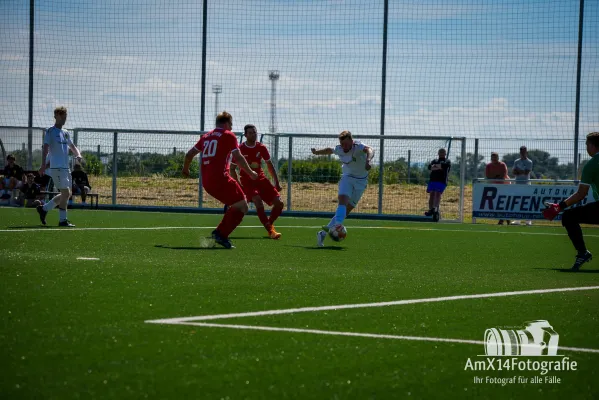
[193,128,239,182]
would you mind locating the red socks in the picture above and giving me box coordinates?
[256,207,271,232]
[269,204,283,225]
[217,207,245,238]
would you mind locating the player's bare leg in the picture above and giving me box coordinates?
[425,192,435,216]
[433,192,442,222]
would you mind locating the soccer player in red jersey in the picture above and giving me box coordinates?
[182,111,257,249]
[230,124,284,239]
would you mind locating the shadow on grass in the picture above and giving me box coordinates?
[284,245,346,251]
[154,244,225,251]
[228,236,272,240]
[533,267,599,274]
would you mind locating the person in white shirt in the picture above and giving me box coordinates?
[511,145,534,226]
[311,130,374,246]
[37,106,83,227]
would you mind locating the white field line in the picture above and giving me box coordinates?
[145,285,599,324]
[2,225,598,238]
[151,322,599,355]
[76,257,100,260]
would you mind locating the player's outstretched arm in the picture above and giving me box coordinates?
[230,164,240,183]
[364,146,374,170]
[67,132,83,164]
[311,147,334,156]
[232,150,258,180]
[266,160,282,191]
[39,144,50,176]
[542,184,589,221]
[182,147,200,177]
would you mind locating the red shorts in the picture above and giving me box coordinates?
[203,175,246,206]
[240,175,280,206]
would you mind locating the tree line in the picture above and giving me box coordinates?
[5,148,579,183]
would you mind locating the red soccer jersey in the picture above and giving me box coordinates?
[193,128,239,181]
[233,142,271,178]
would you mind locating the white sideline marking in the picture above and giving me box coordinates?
[77,257,100,260]
[145,285,599,324]
[2,225,598,238]
[149,322,599,355]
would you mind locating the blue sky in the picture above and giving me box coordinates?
[0,0,597,162]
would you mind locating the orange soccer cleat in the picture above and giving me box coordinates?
[268,226,282,240]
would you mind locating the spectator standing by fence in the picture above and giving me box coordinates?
[485,152,511,225]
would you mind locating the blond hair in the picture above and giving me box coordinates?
[215,111,232,126]
[338,130,352,141]
[54,106,67,115]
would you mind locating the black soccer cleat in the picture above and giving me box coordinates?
[571,251,592,271]
[424,209,434,217]
[432,210,440,222]
[36,205,47,225]
[58,220,75,227]
[211,229,234,249]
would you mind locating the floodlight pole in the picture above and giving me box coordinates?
[573,0,585,179]
[269,70,280,168]
[212,84,222,120]
[27,0,34,170]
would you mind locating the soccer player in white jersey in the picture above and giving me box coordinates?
[311,130,374,247]
[37,106,83,227]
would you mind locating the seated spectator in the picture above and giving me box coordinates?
[3,154,25,192]
[0,178,8,200]
[485,152,511,225]
[70,163,92,204]
[19,173,44,208]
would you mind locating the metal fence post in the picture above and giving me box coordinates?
[378,138,384,214]
[459,138,467,223]
[287,136,292,211]
[274,135,280,171]
[573,0,585,179]
[112,132,118,205]
[407,149,411,183]
[198,156,203,208]
[473,138,479,180]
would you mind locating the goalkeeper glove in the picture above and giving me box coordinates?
[542,201,567,221]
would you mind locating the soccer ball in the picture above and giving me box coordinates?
[328,224,347,242]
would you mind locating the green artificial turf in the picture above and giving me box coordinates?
[1,207,598,399]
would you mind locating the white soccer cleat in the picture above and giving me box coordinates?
[317,230,327,247]
[525,220,532,226]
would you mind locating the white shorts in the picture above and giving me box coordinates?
[338,175,368,207]
[48,168,71,190]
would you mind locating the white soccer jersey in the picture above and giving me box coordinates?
[44,126,73,169]
[333,140,369,178]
